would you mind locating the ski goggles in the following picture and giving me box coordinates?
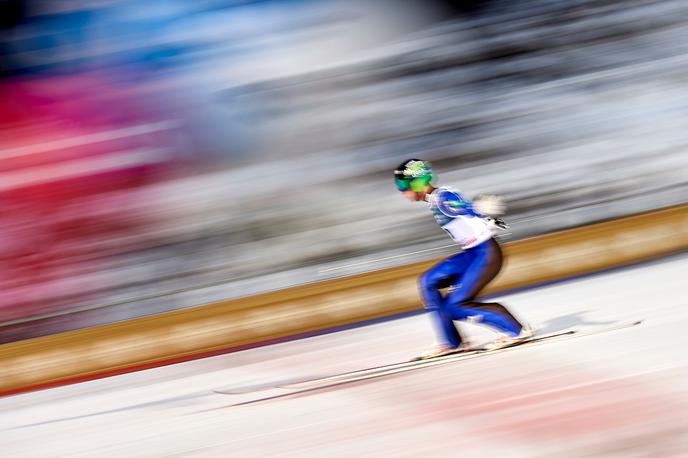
[395,175,431,192]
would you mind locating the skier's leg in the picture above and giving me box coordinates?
[465,302,523,331]
[462,239,529,331]
[418,254,470,349]
[445,239,522,336]
[460,240,526,330]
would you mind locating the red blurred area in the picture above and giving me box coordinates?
[0,74,183,322]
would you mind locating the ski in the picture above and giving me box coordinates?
[278,329,575,391]
[212,320,643,399]
[277,320,643,392]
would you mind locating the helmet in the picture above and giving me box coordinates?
[394,159,435,192]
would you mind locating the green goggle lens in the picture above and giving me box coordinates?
[395,176,431,192]
[410,177,430,192]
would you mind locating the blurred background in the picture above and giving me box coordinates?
[0,0,687,342]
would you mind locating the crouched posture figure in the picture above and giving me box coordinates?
[394,159,533,358]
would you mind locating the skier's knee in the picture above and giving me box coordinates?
[419,269,441,290]
[418,271,440,310]
[418,270,439,291]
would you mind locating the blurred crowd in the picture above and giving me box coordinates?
[1,0,687,341]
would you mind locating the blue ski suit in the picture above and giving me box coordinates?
[419,188,522,348]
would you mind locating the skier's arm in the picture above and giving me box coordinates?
[437,189,508,229]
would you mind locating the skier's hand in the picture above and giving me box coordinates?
[473,194,506,217]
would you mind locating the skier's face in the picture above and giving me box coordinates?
[401,190,425,201]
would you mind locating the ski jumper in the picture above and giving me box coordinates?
[419,187,522,349]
